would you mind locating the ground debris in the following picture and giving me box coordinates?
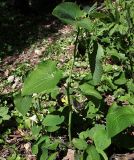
[62,149,75,160]
[110,153,134,160]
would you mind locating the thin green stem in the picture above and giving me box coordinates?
[67,28,80,146]
[68,109,72,144]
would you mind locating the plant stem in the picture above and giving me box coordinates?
[67,28,80,146]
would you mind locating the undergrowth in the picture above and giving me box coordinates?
[0,0,134,159]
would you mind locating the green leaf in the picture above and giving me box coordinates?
[88,125,105,139]
[109,24,119,36]
[51,87,59,99]
[79,83,102,99]
[52,2,92,31]
[128,96,134,104]
[14,94,32,116]
[109,49,126,61]
[88,43,104,85]
[24,118,31,128]
[40,149,48,160]
[45,126,60,132]
[79,129,91,139]
[22,60,63,95]
[114,72,127,85]
[118,94,132,103]
[72,138,88,150]
[76,18,92,30]
[96,149,108,160]
[0,119,2,124]
[86,145,101,160]
[32,144,38,155]
[79,125,111,150]
[44,140,59,150]
[127,80,134,93]
[43,115,64,126]
[118,24,128,35]
[0,107,8,116]
[106,106,134,138]
[0,139,4,144]
[32,136,49,154]
[52,2,85,25]
[83,3,97,15]
[3,115,10,120]
[74,152,84,160]
[0,107,10,122]
[31,125,42,137]
[48,152,58,160]
[93,126,111,150]
[86,101,99,119]
[93,44,104,85]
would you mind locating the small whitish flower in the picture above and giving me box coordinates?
[7,75,14,83]
[29,115,37,123]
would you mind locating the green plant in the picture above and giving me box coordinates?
[0,100,11,124]
[14,1,134,159]
[0,106,10,124]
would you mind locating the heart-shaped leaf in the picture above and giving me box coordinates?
[22,60,63,95]
[52,2,92,31]
[52,2,85,25]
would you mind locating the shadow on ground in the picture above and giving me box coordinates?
[0,0,63,58]
[0,0,103,59]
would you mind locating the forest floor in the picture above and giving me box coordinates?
[0,22,73,95]
[0,11,75,159]
[0,2,134,160]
